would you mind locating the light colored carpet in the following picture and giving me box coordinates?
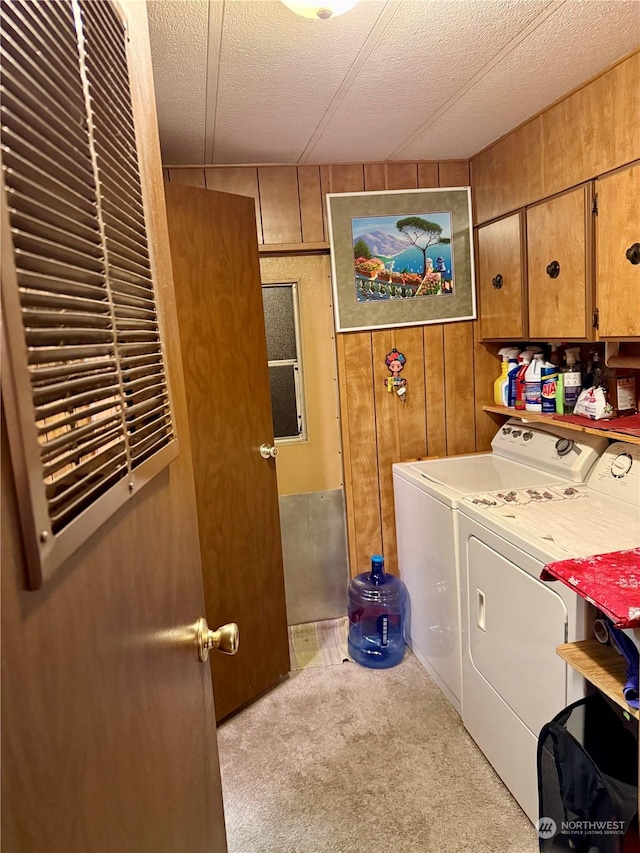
[217,651,539,853]
[288,617,349,670]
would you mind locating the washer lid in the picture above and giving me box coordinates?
[399,455,567,499]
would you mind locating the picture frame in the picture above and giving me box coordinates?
[327,187,476,333]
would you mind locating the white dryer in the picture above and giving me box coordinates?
[393,420,607,714]
[457,441,640,824]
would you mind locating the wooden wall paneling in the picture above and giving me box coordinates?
[167,168,206,187]
[328,164,365,194]
[613,52,640,169]
[258,166,302,244]
[443,322,476,456]
[418,162,439,188]
[472,51,639,225]
[297,166,324,243]
[204,167,263,243]
[336,331,382,577]
[439,161,470,187]
[335,334,357,575]
[423,324,446,457]
[541,54,640,199]
[473,323,501,451]
[363,163,386,191]
[319,165,331,237]
[322,165,364,247]
[541,75,613,198]
[372,327,426,575]
[385,162,418,190]
[471,117,543,224]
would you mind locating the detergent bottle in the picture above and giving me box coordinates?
[494,348,511,406]
[514,351,533,410]
[561,348,582,414]
[541,361,558,413]
[525,353,545,412]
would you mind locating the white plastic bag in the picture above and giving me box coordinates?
[572,386,614,420]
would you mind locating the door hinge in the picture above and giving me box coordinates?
[592,194,598,216]
[592,308,599,330]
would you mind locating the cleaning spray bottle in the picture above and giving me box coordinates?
[558,347,582,415]
[525,353,545,412]
[503,348,521,407]
[494,348,512,406]
[548,342,561,368]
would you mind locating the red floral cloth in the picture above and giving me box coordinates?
[540,548,640,628]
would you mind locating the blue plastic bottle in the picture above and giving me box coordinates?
[348,555,407,669]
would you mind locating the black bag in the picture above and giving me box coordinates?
[537,693,638,852]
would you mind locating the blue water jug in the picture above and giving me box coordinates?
[348,555,406,669]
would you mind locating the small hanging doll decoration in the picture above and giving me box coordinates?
[384,348,407,402]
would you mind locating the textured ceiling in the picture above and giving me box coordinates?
[147,0,640,166]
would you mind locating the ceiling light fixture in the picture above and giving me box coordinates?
[280,0,360,20]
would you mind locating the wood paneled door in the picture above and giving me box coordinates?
[165,183,290,721]
[477,212,526,340]
[526,184,594,340]
[1,3,227,850]
[596,162,640,339]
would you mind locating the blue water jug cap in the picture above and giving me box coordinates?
[370,554,385,583]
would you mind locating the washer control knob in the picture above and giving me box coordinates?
[555,438,574,457]
[523,431,534,441]
[502,427,512,435]
[511,429,522,438]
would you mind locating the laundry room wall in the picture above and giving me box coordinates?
[258,253,347,625]
[471,50,639,225]
[165,161,500,584]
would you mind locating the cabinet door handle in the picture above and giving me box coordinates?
[626,243,640,266]
[492,274,503,289]
[546,260,560,279]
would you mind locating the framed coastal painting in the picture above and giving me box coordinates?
[326,187,476,333]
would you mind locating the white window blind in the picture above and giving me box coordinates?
[1,0,177,588]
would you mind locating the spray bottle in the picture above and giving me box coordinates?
[561,347,582,414]
[503,348,521,407]
[525,353,545,412]
[548,342,561,368]
[494,348,511,406]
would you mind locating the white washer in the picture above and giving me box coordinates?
[458,441,640,824]
[392,419,607,713]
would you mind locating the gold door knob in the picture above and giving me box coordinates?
[196,618,239,662]
[259,443,279,459]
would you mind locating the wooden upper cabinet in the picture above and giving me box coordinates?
[596,163,640,339]
[477,212,525,340]
[526,184,593,340]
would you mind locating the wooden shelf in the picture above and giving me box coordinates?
[557,640,639,720]
[483,405,640,446]
[258,241,329,256]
